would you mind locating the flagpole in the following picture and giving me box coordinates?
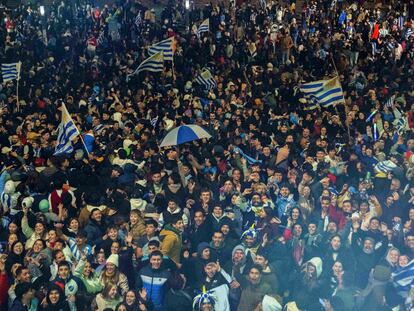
[16,61,21,113]
[330,54,351,144]
[78,132,91,157]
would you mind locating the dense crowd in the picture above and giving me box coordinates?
[0,0,414,310]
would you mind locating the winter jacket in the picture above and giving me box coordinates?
[73,259,103,294]
[137,265,171,311]
[238,281,272,311]
[159,224,182,264]
[0,272,8,308]
[84,219,106,247]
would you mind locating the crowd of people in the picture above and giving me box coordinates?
[0,0,414,310]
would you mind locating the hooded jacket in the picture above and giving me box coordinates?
[159,224,182,264]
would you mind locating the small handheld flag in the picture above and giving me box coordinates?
[55,103,80,154]
[195,68,217,91]
[197,19,209,37]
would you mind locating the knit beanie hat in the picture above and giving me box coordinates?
[106,254,119,267]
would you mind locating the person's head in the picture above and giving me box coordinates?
[53,250,65,264]
[11,241,24,255]
[167,199,178,212]
[330,235,342,251]
[332,261,343,275]
[57,261,71,280]
[321,196,331,210]
[386,247,400,265]
[32,239,46,253]
[279,184,290,197]
[232,246,245,264]
[406,233,414,250]
[111,241,121,254]
[129,210,142,225]
[47,284,64,305]
[152,172,162,184]
[212,204,223,218]
[147,240,161,254]
[369,217,380,231]
[248,265,262,285]
[204,262,218,278]
[16,266,31,282]
[194,210,206,226]
[102,283,120,300]
[212,231,224,247]
[145,219,158,235]
[290,207,301,220]
[15,282,35,302]
[107,225,119,240]
[254,252,269,268]
[293,223,303,237]
[69,218,79,231]
[90,208,102,223]
[399,254,410,267]
[200,189,211,202]
[34,221,46,235]
[149,250,163,270]
[171,216,185,232]
[308,222,317,235]
[124,290,137,306]
[75,230,88,246]
[105,254,119,275]
[363,237,375,254]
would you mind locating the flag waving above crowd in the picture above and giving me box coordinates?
[299,76,345,109]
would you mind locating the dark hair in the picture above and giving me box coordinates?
[249,264,263,274]
[58,260,71,269]
[148,240,160,248]
[167,272,185,290]
[149,250,163,259]
[145,219,158,228]
[15,282,33,300]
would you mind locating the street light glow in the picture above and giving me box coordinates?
[40,6,45,16]
[185,0,190,10]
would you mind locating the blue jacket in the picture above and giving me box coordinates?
[137,265,171,311]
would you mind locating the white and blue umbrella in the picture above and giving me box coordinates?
[160,124,212,147]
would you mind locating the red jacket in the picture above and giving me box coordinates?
[0,272,8,306]
[328,204,346,230]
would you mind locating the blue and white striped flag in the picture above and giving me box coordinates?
[150,116,159,127]
[393,259,414,298]
[55,103,80,154]
[405,27,413,39]
[385,94,395,108]
[197,19,209,37]
[148,37,175,61]
[127,51,164,81]
[1,62,21,82]
[195,68,217,91]
[135,11,142,28]
[97,31,106,46]
[300,76,345,108]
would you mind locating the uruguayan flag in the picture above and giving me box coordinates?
[300,76,345,108]
[197,19,209,37]
[195,68,217,91]
[385,94,395,108]
[127,51,164,81]
[55,103,80,154]
[1,62,21,82]
[148,37,175,61]
[393,259,414,298]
